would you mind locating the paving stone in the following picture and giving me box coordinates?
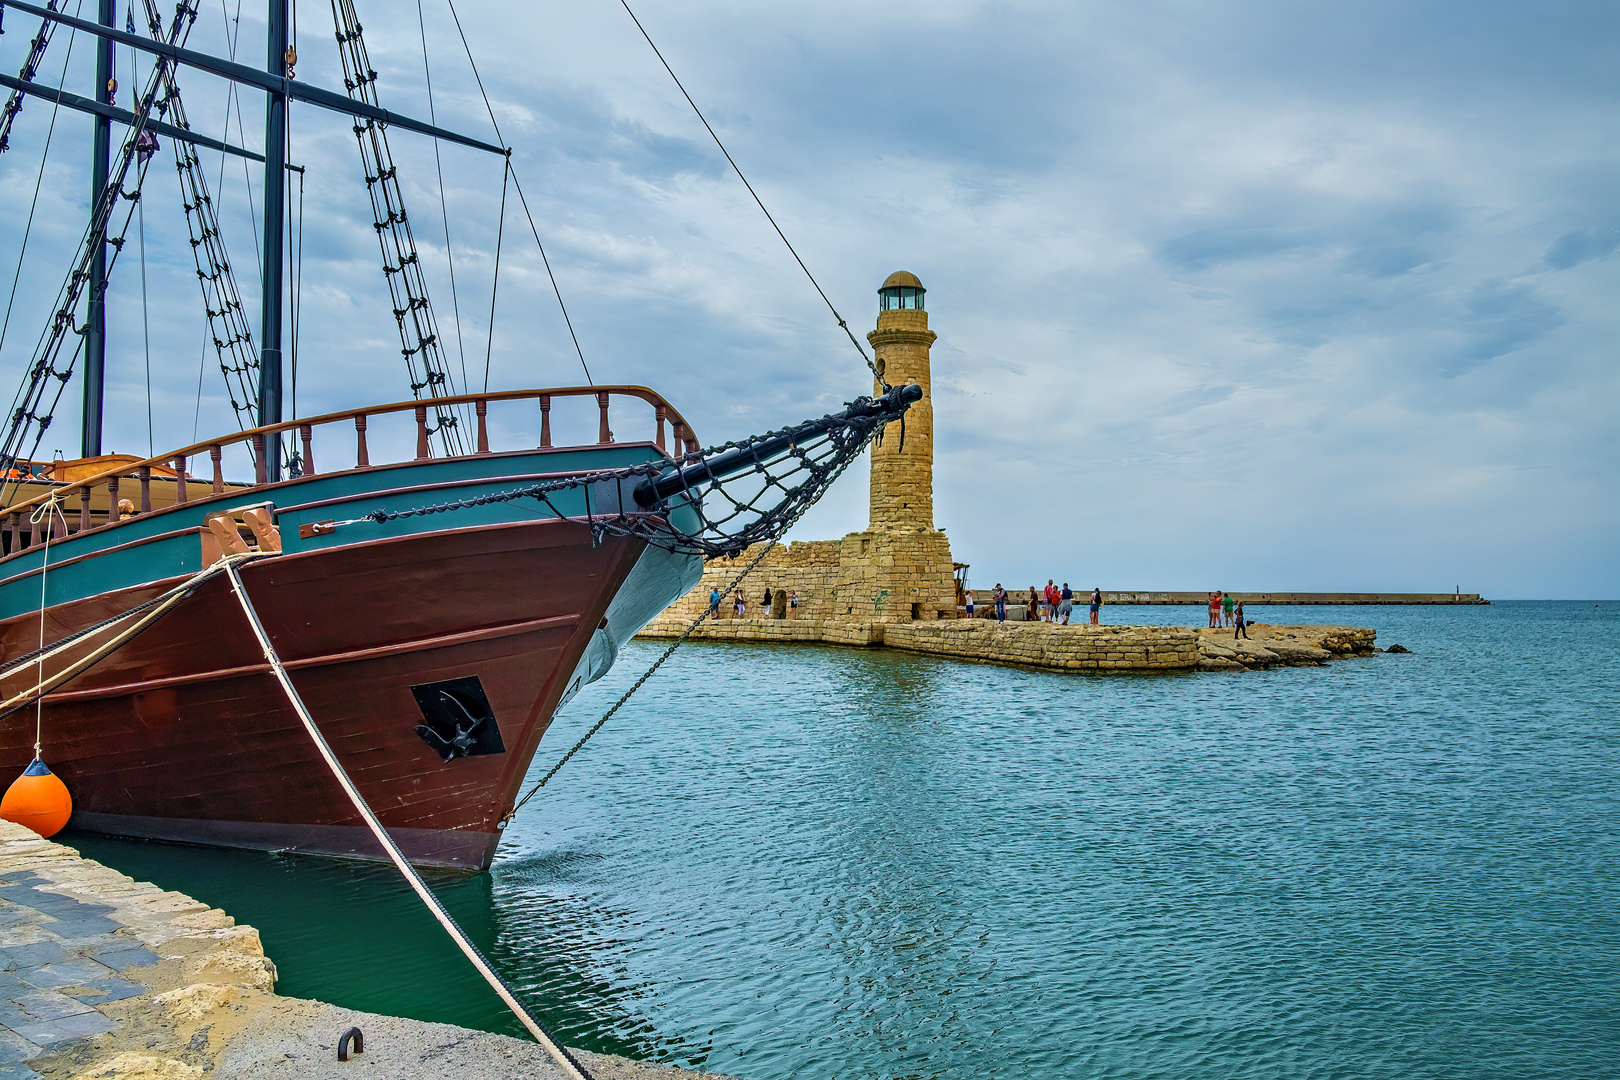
[17,958,113,991]
[38,914,121,940]
[0,1027,41,1065]
[11,990,96,1022]
[66,977,144,1004]
[89,946,160,971]
[7,1009,117,1046]
[0,944,66,973]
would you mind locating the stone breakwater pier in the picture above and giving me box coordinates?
[0,820,723,1080]
[637,616,1377,674]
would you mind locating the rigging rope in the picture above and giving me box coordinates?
[330,0,470,455]
[0,0,84,391]
[613,0,880,384]
[484,161,507,393]
[416,0,471,405]
[442,0,593,387]
[224,561,596,1080]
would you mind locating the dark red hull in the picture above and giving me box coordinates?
[0,519,644,871]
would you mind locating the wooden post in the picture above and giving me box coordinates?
[210,445,224,494]
[253,434,268,485]
[672,421,685,457]
[475,400,490,454]
[22,510,34,550]
[355,415,370,467]
[655,405,667,453]
[539,395,552,449]
[173,455,188,505]
[597,393,611,444]
[138,465,152,514]
[686,434,700,455]
[300,424,315,476]
[107,476,121,523]
[78,487,91,531]
[414,405,430,461]
[6,512,18,552]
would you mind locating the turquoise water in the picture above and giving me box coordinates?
[67,602,1619,1078]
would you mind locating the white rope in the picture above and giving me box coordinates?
[28,494,68,756]
[222,561,592,1080]
[0,554,249,719]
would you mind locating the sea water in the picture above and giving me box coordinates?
[68,601,1619,1079]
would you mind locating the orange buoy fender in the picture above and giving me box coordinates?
[0,759,72,838]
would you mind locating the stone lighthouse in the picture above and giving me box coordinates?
[829,271,958,622]
[868,271,938,529]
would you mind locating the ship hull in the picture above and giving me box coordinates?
[0,516,665,871]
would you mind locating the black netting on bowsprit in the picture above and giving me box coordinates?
[346,384,921,560]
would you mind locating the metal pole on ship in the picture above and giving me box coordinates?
[81,0,115,458]
[257,0,287,479]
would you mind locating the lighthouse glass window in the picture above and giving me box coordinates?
[880,287,925,311]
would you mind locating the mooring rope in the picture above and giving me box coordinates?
[0,553,249,724]
[223,561,594,1080]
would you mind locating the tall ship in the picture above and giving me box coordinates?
[0,0,914,870]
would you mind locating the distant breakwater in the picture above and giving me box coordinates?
[1088,591,1485,605]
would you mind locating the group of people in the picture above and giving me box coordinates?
[1208,591,1249,638]
[970,583,1103,624]
[708,586,799,619]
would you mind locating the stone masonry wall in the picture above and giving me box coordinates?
[867,308,937,530]
[883,621,1200,671]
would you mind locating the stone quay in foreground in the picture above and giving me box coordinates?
[0,820,723,1080]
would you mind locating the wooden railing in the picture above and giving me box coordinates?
[1,386,698,553]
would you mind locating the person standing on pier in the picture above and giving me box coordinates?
[735,590,746,618]
[993,584,1007,622]
[709,588,721,617]
[1060,583,1073,624]
[1028,586,1040,622]
[964,590,974,617]
[1233,600,1249,639]
[1222,591,1235,627]
[1208,592,1220,628]
[788,590,799,619]
[1089,587,1102,625]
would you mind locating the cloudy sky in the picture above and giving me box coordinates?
[1,0,1614,597]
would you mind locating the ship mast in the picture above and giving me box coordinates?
[81,0,114,458]
[259,0,287,479]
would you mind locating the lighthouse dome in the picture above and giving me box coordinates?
[878,271,925,312]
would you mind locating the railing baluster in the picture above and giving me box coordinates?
[22,511,34,550]
[475,400,490,454]
[253,434,268,485]
[210,445,224,494]
[7,512,18,553]
[355,415,370,468]
[672,421,685,457]
[138,465,152,514]
[300,424,315,476]
[597,392,611,444]
[685,433,700,455]
[655,404,667,452]
[539,395,552,449]
[174,456,188,505]
[108,477,122,523]
[415,406,431,461]
[78,487,91,531]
